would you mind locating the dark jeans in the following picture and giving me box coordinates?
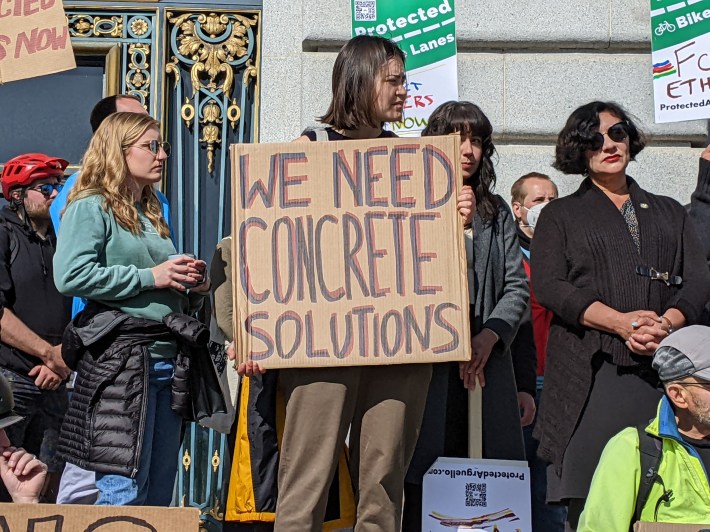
[95,359,182,506]
[523,377,567,532]
[0,367,67,471]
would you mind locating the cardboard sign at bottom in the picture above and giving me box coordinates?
[0,504,199,531]
[634,523,710,532]
[422,457,531,532]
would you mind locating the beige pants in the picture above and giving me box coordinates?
[275,363,432,532]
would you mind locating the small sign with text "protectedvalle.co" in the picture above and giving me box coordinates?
[351,0,458,137]
[650,0,710,123]
[422,458,532,532]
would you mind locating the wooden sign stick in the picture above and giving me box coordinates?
[468,386,483,459]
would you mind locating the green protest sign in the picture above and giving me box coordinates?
[651,0,710,122]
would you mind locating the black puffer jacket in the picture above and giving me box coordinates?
[58,306,226,477]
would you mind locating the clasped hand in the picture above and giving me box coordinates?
[619,310,668,356]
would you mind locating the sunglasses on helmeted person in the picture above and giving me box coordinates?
[587,121,630,152]
[27,183,64,198]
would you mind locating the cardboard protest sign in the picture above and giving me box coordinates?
[351,0,458,136]
[230,135,470,369]
[422,457,532,532]
[635,524,710,532]
[0,503,200,531]
[0,0,75,83]
[650,0,710,123]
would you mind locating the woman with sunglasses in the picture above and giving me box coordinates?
[53,112,210,506]
[530,101,710,529]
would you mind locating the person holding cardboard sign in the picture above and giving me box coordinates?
[234,35,475,531]
[530,101,710,530]
[403,101,530,531]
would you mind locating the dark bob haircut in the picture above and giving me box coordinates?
[423,101,499,222]
[554,101,647,175]
[319,35,405,130]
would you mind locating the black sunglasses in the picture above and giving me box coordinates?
[588,122,630,151]
[28,183,63,197]
[132,140,171,157]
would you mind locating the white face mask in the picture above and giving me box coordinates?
[522,201,549,231]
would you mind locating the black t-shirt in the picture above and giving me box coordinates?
[0,207,72,376]
[303,127,398,142]
[681,433,710,476]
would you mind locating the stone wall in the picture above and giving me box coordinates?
[260,0,708,203]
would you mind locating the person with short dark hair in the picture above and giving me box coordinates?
[579,326,710,529]
[234,35,475,531]
[531,101,710,530]
[89,94,144,134]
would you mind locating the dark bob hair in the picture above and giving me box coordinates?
[423,101,499,222]
[554,101,647,175]
[319,35,405,130]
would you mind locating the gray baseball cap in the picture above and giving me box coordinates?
[653,325,710,383]
[0,373,22,430]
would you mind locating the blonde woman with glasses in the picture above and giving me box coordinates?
[53,112,210,506]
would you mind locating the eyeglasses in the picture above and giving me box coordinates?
[131,140,171,157]
[680,381,710,389]
[28,183,63,197]
[588,122,630,151]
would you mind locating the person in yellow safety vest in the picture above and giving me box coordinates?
[579,325,710,530]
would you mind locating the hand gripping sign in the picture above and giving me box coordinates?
[230,135,471,369]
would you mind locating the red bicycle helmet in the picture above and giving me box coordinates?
[1,153,68,198]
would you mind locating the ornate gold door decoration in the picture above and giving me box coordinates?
[66,11,156,112]
[166,12,259,173]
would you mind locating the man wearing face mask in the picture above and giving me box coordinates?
[510,172,564,531]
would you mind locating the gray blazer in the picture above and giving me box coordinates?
[470,197,529,345]
[472,196,529,460]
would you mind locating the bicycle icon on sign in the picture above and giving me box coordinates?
[655,21,676,36]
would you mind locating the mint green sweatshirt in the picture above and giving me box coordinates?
[53,195,204,358]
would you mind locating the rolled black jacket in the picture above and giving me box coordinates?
[58,305,225,477]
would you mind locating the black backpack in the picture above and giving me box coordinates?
[632,423,673,528]
[0,217,19,266]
